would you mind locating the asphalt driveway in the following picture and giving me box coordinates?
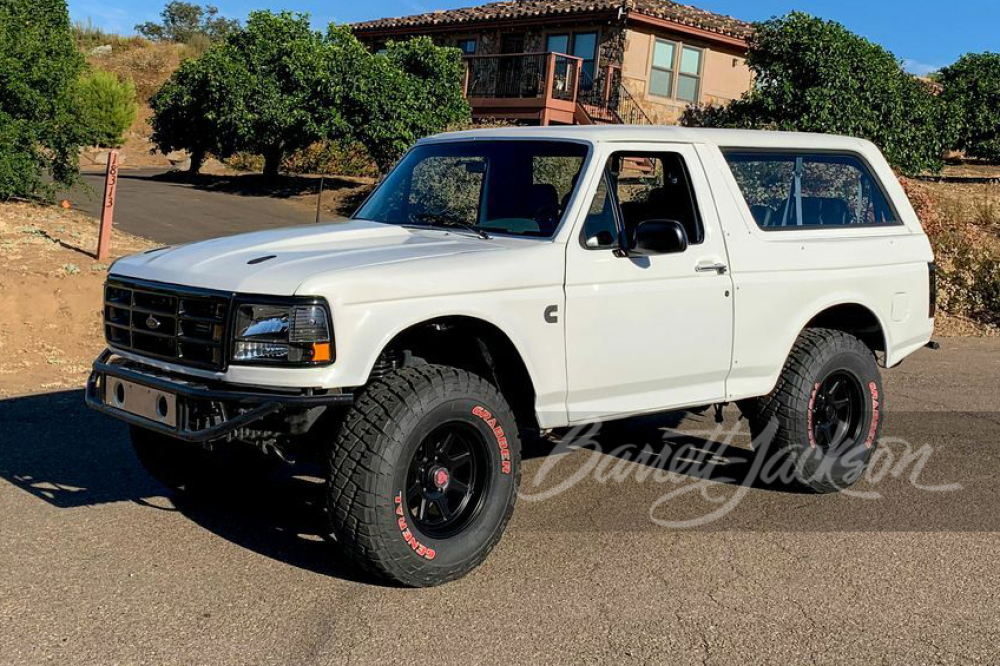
[1,338,998,665]
[62,168,322,245]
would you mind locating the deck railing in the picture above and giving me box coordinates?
[462,53,650,126]
[463,52,582,101]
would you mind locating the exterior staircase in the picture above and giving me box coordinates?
[573,68,653,126]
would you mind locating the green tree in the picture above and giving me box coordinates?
[149,13,470,177]
[939,53,1000,162]
[681,12,954,175]
[223,12,347,178]
[0,0,86,199]
[346,36,471,171]
[150,47,249,173]
[77,70,138,148]
[135,2,238,43]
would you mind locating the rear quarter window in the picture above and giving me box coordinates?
[723,151,900,230]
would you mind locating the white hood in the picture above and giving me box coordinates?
[110,220,507,295]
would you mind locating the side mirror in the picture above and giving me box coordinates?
[628,219,688,256]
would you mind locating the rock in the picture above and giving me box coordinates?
[88,44,112,57]
[166,151,191,171]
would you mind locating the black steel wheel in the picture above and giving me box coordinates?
[405,423,491,538]
[810,370,865,453]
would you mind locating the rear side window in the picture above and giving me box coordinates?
[723,152,899,230]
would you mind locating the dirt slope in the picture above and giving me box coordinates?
[0,203,154,397]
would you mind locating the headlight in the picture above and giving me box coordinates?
[232,301,333,365]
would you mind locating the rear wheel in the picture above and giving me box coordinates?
[326,365,520,587]
[740,328,883,493]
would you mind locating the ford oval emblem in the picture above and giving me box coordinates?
[146,315,162,330]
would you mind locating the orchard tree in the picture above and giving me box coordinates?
[0,0,86,199]
[149,13,470,177]
[223,12,347,178]
[341,34,471,171]
[150,48,250,173]
[939,53,1000,162]
[681,12,955,174]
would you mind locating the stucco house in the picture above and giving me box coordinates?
[351,0,753,126]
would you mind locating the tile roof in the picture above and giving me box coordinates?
[351,0,752,41]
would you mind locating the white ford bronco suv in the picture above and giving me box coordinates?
[88,126,935,586]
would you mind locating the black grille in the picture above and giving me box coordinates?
[104,279,231,370]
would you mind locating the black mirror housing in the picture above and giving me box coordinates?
[628,219,689,256]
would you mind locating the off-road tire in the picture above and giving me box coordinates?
[326,365,521,587]
[740,328,884,494]
[130,426,280,494]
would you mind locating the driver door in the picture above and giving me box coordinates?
[563,144,734,423]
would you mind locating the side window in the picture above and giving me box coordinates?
[611,152,704,245]
[580,152,705,249]
[724,152,900,229]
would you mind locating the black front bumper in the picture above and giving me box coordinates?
[86,350,354,443]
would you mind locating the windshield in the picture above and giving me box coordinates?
[353,140,590,238]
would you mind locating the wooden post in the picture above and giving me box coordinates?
[315,175,325,224]
[96,149,119,262]
[542,53,558,126]
[572,57,582,103]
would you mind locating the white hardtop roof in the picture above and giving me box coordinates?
[421,125,875,152]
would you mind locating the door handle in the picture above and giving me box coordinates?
[695,262,728,275]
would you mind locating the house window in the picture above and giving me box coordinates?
[649,39,703,103]
[677,46,703,102]
[649,39,676,98]
[546,34,570,55]
[547,32,599,87]
[456,38,477,55]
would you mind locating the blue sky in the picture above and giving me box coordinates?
[70,0,998,74]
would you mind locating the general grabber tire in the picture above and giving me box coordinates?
[326,365,521,587]
[741,328,884,494]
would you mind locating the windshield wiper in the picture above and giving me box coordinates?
[410,213,491,240]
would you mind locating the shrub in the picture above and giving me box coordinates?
[681,12,955,175]
[0,0,86,200]
[900,178,1000,328]
[939,53,1000,163]
[282,140,379,178]
[77,70,138,147]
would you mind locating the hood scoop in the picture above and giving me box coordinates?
[247,254,277,265]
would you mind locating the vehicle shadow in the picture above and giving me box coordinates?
[525,409,807,494]
[0,389,381,584]
[0,390,794,580]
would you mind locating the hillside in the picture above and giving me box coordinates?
[80,39,193,169]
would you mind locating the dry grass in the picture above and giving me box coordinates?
[903,176,1000,336]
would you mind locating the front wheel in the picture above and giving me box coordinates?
[740,328,884,494]
[326,365,520,587]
